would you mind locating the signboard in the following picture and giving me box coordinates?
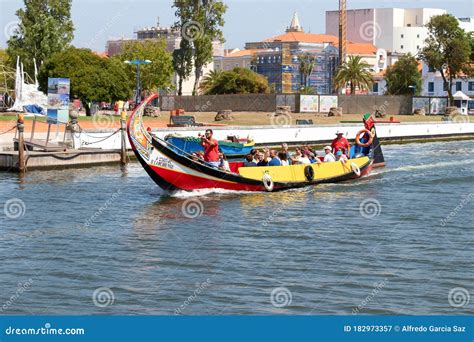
[300,95,319,112]
[282,65,293,73]
[47,78,70,124]
[429,97,447,115]
[319,95,338,113]
[412,97,430,114]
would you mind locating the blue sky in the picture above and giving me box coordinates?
[1,0,472,51]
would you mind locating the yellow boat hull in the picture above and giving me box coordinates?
[238,157,371,183]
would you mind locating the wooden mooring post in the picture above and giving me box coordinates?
[17,114,26,173]
[120,111,128,165]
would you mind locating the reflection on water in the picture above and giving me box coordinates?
[0,140,473,315]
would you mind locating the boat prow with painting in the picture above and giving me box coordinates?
[127,94,385,192]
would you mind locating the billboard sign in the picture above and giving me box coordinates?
[47,78,70,124]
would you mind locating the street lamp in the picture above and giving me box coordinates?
[124,59,152,106]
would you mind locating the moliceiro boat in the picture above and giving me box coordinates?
[127,94,385,192]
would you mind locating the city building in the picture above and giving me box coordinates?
[326,8,448,56]
[218,13,377,94]
[421,63,474,97]
[214,49,258,71]
[106,18,223,95]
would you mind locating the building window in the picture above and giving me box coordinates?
[456,81,462,91]
[468,81,474,91]
[373,82,379,93]
[428,82,434,93]
[428,65,436,72]
[443,82,448,91]
[416,45,420,50]
[417,34,420,38]
[400,45,404,49]
[401,34,404,38]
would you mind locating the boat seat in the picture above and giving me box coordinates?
[296,119,314,125]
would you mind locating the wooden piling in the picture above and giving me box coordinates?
[120,111,127,165]
[17,114,26,173]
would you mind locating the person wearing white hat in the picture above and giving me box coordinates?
[323,145,336,162]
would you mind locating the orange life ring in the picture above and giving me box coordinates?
[355,129,374,148]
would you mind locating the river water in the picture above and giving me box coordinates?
[0,140,473,315]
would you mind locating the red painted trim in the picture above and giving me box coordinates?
[149,165,268,191]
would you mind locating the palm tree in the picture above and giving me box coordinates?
[199,69,223,94]
[298,53,316,88]
[334,55,373,94]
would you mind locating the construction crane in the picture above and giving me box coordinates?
[338,0,347,67]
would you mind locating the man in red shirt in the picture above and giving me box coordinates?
[201,129,220,167]
[331,130,351,158]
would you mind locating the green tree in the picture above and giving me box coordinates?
[115,40,173,93]
[7,0,74,76]
[173,0,227,95]
[205,67,269,95]
[38,47,132,115]
[385,54,422,95]
[334,55,373,94]
[172,39,193,96]
[298,53,316,88]
[420,14,471,105]
[199,69,223,94]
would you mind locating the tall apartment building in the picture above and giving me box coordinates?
[326,8,447,56]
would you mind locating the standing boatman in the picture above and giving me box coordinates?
[200,129,220,168]
[331,130,351,158]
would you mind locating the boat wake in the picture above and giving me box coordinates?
[165,188,257,198]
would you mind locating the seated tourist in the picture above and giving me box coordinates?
[336,150,348,162]
[256,153,268,166]
[243,154,257,167]
[279,151,289,166]
[323,146,336,162]
[291,148,311,165]
[218,152,231,171]
[268,150,282,166]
